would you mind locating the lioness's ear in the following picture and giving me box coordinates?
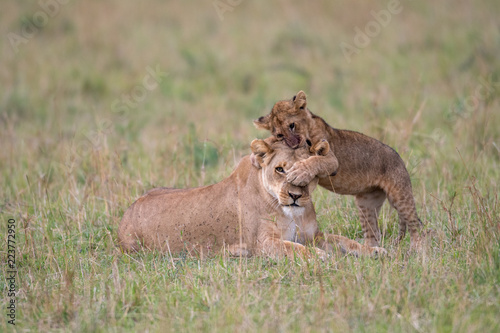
[250,139,274,168]
[253,114,271,131]
[293,90,307,111]
[311,139,330,156]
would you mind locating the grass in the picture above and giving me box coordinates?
[1,0,499,331]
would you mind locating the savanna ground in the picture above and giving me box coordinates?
[1,1,499,332]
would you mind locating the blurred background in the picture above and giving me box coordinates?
[1,1,499,330]
[1,0,499,234]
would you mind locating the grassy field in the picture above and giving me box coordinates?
[1,0,499,331]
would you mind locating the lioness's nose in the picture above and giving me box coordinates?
[289,192,302,201]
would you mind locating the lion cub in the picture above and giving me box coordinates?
[254,91,426,249]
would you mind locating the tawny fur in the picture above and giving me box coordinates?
[254,91,426,250]
[118,138,386,258]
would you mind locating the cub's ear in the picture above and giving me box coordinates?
[253,114,271,131]
[293,90,307,111]
[311,139,330,156]
[250,139,274,168]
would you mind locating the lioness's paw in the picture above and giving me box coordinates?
[369,246,388,258]
[314,248,328,261]
[228,243,251,257]
[287,161,314,187]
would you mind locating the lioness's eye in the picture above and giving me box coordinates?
[289,123,295,130]
[275,167,284,173]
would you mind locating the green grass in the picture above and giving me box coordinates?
[1,0,499,331]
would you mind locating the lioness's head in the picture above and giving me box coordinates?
[253,91,313,149]
[250,138,329,213]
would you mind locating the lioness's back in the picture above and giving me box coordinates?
[116,158,258,253]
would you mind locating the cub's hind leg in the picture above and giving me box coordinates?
[355,190,386,247]
[385,182,424,249]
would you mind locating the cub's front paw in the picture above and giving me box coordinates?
[287,161,315,187]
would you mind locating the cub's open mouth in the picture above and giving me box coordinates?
[284,134,302,149]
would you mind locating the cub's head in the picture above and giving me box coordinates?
[250,138,329,212]
[254,91,313,149]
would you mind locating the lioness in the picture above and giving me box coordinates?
[118,138,385,258]
[254,91,426,249]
